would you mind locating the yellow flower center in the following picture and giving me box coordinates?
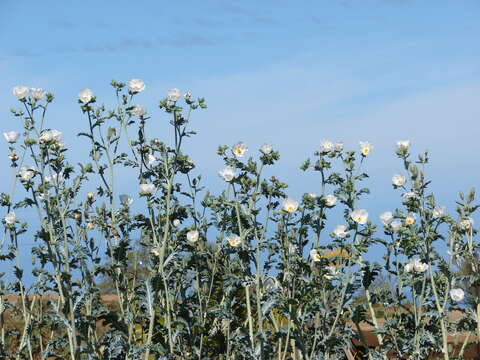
[405,218,414,225]
[362,148,369,155]
[356,217,363,222]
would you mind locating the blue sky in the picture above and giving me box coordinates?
[1,0,480,269]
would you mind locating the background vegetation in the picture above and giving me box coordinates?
[1,80,479,359]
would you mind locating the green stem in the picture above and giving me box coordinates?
[245,285,255,350]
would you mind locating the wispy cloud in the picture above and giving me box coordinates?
[192,17,224,27]
[159,35,215,48]
[216,1,276,25]
[48,19,76,29]
[8,49,39,57]
[381,0,412,4]
[5,34,215,58]
[83,38,153,53]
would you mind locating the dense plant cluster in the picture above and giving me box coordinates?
[1,80,479,359]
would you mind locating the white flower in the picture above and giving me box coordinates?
[351,209,369,225]
[392,174,406,186]
[78,88,93,103]
[186,230,199,243]
[404,259,428,274]
[39,130,53,143]
[320,140,334,153]
[30,88,46,101]
[139,183,155,195]
[433,205,446,218]
[396,140,410,151]
[50,130,62,141]
[167,88,180,102]
[460,217,474,230]
[4,212,16,225]
[40,130,63,143]
[403,191,418,200]
[218,167,236,182]
[45,173,64,185]
[390,220,402,232]
[310,249,321,262]
[167,88,180,101]
[332,224,349,238]
[334,141,344,152]
[119,194,133,206]
[379,211,394,226]
[232,142,248,158]
[226,234,242,247]
[308,192,317,199]
[412,259,429,272]
[13,85,29,99]
[173,219,181,227]
[283,197,299,213]
[450,288,465,302]
[324,194,337,207]
[260,143,273,155]
[404,262,414,273]
[183,92,191,100]
[19,166,35,181]
[131,104,146,117]
[359,141,373,156]
[151,248,161,256]
[128,78,145,93]
[3,131,20,143]
[146,154,157,165]
[405,213,416,226]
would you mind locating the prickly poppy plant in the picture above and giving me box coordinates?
[1,80,479,359]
